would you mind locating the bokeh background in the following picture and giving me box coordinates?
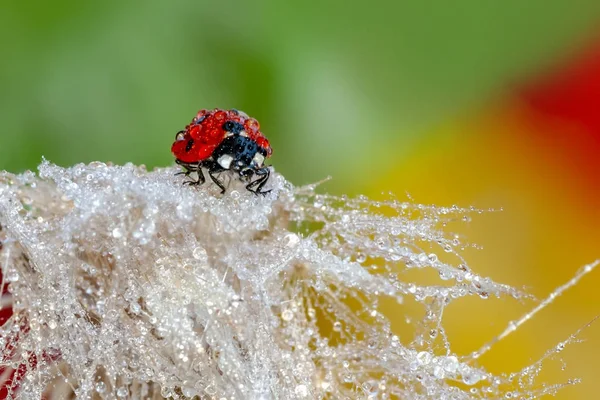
[2,1,600,398]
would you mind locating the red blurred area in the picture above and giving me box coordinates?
[519,36,600,190]
[0,247,61,398]
[0,267,15,398]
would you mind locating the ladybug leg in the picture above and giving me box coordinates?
[177,160,205,186]
[203,161,227,194]
[183,168,206,187]
[246,167,271,195]
[239,168,254,183]
[175,160,198,177]
[208,169,227,194]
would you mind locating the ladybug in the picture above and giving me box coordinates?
[171,108,273,195]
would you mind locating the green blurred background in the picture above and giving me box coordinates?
[3,1,600,399]
[0,1,598,190]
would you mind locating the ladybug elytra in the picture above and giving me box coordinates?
[171,108,273,195]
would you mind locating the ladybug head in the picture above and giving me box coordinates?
[222,120,245,135]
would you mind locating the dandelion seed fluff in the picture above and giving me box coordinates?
[0,161,594,399]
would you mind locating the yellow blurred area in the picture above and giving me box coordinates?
[372,102,600,399]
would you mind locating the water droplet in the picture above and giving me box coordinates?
[47,319,57,330]
[417,351,432,365]
[463,372,481,385]
[442,356,458,372]
[283,233,300,248]
[130,302,141,314]
[112,228,123,238]
[433,365,445,378]
[5,269,19,282]
[193,246,207,261]
[95,382,106,393]
[281,309,294,321]
[182,387,196,397]
[295,384,308,397]
[333,321,342,332]
[439,270,453,280]
[204,384,217,396]
[117,387,128,397]
[161,386,174,397]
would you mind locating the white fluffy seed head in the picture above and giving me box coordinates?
[0,160,580,399]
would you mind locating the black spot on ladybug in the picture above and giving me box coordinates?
[222,121,245,135]
[186,139,194,152]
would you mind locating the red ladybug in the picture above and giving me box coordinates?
[171,108,273,195]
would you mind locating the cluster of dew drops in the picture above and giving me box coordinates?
[0,161,579,399]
